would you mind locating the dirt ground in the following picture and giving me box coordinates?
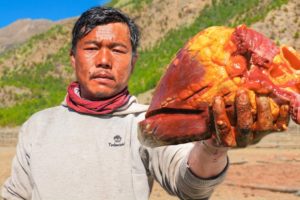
[1,122,300,200]
[150,122,300,200]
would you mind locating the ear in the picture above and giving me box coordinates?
[70,50,76,70]
[131,54,138,73]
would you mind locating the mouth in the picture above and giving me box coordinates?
[91,71,115,82]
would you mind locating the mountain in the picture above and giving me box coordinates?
[251,0,300,49]
[0,0,299,126]
[114,0,212,49]
[0,19,54,54]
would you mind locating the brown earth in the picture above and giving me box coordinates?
[149,122,300,200]
[251,0,300,51]
[1,123,299,200]
[122,0,212,50]
[0,86,32,108]
[0,19,53,54]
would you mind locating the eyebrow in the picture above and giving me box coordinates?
[83,41,98,45]
[83,40,129,49]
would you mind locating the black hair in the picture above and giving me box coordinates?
[71,6,139,55]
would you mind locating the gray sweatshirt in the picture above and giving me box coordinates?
[2,96,227,200]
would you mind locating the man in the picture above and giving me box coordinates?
[2,6,289,200]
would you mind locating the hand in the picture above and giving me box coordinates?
[290,95,300,124]
[211,88,290,147]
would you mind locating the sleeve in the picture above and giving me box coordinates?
[140,143,229,200]
[1,121,33,200]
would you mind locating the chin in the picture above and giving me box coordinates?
[94,90,118,100]
[90,93,111,100]
[88,85,115,99]
[80,89,111,100]
[84,84,123,100]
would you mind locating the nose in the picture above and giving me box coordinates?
[96,48,112,69]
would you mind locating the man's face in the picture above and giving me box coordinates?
[71,22,137,100]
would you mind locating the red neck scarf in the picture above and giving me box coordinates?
[66,82,131,115]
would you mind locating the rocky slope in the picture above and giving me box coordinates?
[120,0,212,49]
[0,19,54,54]
[0,0,297,127]
[0,18,76,75]
[251,0,300,50]
[137,0,300,104]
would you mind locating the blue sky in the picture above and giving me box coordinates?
[0,0,110,28]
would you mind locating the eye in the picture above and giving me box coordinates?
[84,47,98,51]
[112,48,126,54]
[83,44,99,51]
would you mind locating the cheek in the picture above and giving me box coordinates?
[75,51,96,71]
[120,64,133,81]
[75,61,93,81]
[83,52,97,63]
[114,57,133,81]
[115,69,130,84]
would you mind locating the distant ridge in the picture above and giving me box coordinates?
[0,19,54,54]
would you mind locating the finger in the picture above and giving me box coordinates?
[290,96,300,124]
[225,102,236,126]
[235,89,254,147]
[212,96,236,147]
[274,104,289,131]
[253,95,274,131]
[252,95,274,143]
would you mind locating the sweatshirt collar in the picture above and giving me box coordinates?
[62,95,148,116]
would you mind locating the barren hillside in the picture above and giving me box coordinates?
[251,0,300,50]
[0,0,297,126]
[137,0,300,104]
[0,19,53,54]
[121,0,212,49]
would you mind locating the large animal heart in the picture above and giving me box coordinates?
[138,25,300,147]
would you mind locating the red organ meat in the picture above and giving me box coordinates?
[138,25,300,147]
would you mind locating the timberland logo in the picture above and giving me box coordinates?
[109,135,125,147]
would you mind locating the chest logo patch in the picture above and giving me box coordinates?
[109,135,125,147]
